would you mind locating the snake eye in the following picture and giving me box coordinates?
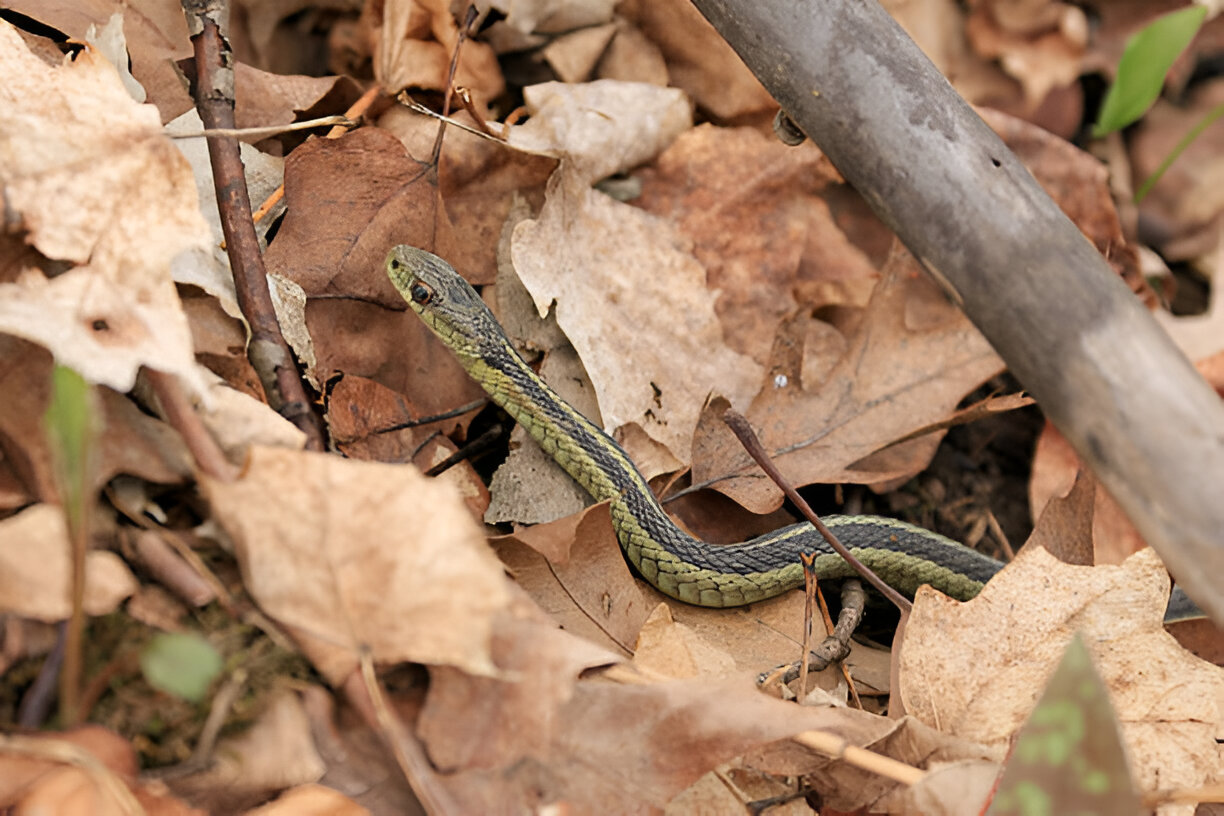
[409,281,434,305]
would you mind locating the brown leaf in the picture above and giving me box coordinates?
[1,3,194,122]
[900,547,1224,795]
[374,0,504,104]
[0,504,137,621]
[0,338,192,503]
[693,249,1003,512]
[202,446,511,684]
[377,107,558,286]
[1022,467,1096,566]
[965,1,1085,108]
[634,124,869,365]
[418,613,618,771]
[0,22,209,392]
[166,691,326,809]
[509,82,763,476]
[492,503,651,655]
[0,726,204,816]
[617,0,774,119]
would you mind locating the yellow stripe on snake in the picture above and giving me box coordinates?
[386,245,1197,620]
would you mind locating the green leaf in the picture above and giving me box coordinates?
[1093,5,1207,137]
[987,634,1138,816]
[44,365,100,524]
[140,632,223,703]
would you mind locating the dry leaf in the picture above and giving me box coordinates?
[241,784,368,816]
[261,128,487,417]
[492,503,650,655]
[201,446,511,683]
[693,250,1003,512]
[633,124,868,366]
[509,80,763,476]
[0,726,205,816]
[375,0,504,103]
[901,547,1224,795]
[617,0,774,119]
[0,504,137,621]
[965,0,1085,108]
[0,20,209,393]
[418,613,619,771]
[485,0,616,35]
[169,691,326,808]
[542,23,618,83]
[1,2,194,122]
[0,337,193,502]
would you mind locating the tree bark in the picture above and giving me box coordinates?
[690,0,1224,624]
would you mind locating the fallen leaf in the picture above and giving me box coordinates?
[966,0,1086,109]
[492,503,651,655]
[167,690,326,809]
[617,0,774,119]
[0,726,204,816]
[241,783,368,816]
[0,337,192,502]
[0,504,137,621]
[374,0,504,105]
[201,446,512,683]
[261,128,487,418]
[418,612,619,772]
[901,547,1224,796]
[484,0,616,35]
[633,124,869,366]
[1,3,194,122]
[509,80,763,477]
[542,23,618,83]
[989,634,1140,815]
[693,249,1003,512]
[0,21,209,393]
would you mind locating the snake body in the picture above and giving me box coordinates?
[386,245,1201,620]
[386,245,1009,607]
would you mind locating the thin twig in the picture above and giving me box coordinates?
[182,2,324,450]
[429,4,480,168]
[374,398,487,435]
[722,409,911,613]
[167,115,355,140]
[398,96,506,142]
[424,423,504,476]
[146,370,237,482]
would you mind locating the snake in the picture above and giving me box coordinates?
[386,245,1199,620]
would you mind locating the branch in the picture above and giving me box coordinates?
[690,0,1224,624]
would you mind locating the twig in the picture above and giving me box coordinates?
[167,115,355,140]
[424,423,504,476]
[792,730,925,786]
[429,3,480,168]
[145,369,237,482]
[181,0,324,451]
[722,409,911,613]
[397,95,506,142]
[374,397,487,435]
[353,653,461,814]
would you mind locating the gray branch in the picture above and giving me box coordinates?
[691,0,1224,624]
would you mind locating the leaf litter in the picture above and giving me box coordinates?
[0,1,1221,814]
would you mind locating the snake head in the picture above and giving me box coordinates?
[385,245,507,364]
